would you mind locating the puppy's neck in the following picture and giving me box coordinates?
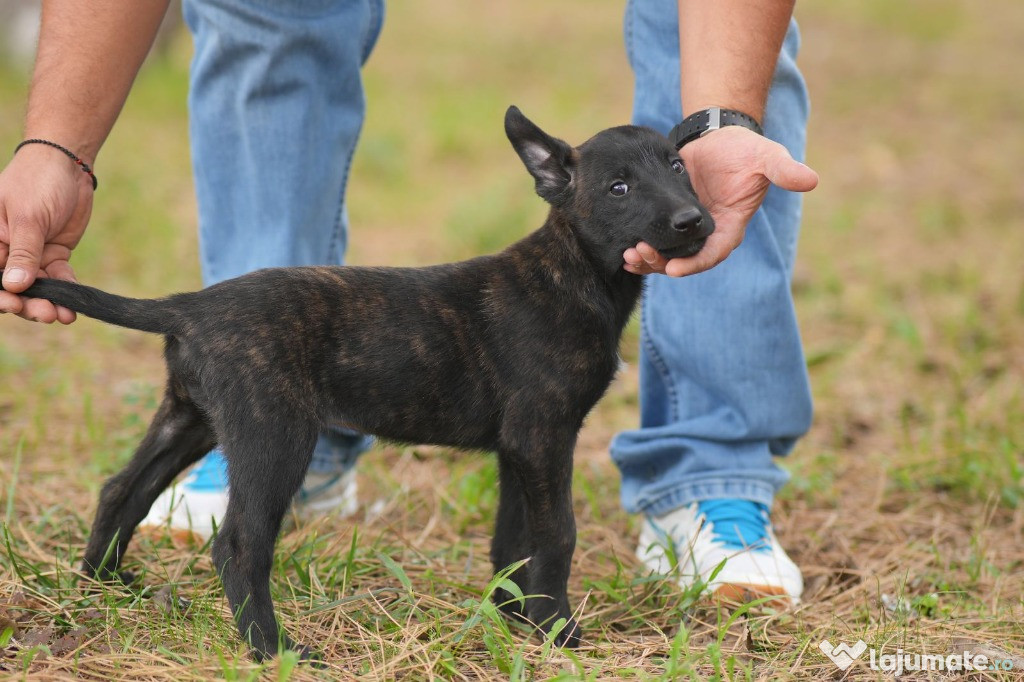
[506,210,644,332]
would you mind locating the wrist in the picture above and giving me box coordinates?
[21,128,98,167]
[669,107,763,151]
[14,139,99,190]
[683,98,763,122]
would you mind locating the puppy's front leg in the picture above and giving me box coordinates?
[497,412,582,647]
[490,456,531,620]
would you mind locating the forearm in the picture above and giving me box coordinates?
[24,0,171,165]
[677,0,795,121]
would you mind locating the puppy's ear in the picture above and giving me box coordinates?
[505,106,576,203]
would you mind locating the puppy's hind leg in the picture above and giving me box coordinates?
[211,417,319,662]
[82,377,216,582]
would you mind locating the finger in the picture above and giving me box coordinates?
[2,216,45,293]
[55,305,77,324]
[40,260,78,324]
[625,243,667,275]
[0,242,9,291]
[0,290,25,315]
[0,242,18,312]
[18,297,59,324]
[663,229,737,278]
[664,249,715,277]
[623,258,660,275]
[764,149,819,193]
[623,262,645,274]
[623,247,644,266]
[54,304,76,325]
[39,247,77,280]
[636,242,670,272]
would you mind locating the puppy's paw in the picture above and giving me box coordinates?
[263,636,325,668]
[493,586,527,620]
[82,565,139,587]
[529,607,582,648]
[294,643,326,668]
[113,569,139,585]
[549,617,582,649]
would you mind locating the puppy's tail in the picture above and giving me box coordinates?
[1,272,181,335]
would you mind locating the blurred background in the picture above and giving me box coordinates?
[0,0,1021,676]
[2,0,1019,508]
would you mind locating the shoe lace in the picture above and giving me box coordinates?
[184,449,230,491]
[696,499,771,553]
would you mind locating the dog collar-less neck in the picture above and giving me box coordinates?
[669,107,763,150]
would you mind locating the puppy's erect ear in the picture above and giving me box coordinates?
[505,106,576,203]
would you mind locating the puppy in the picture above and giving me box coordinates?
[1,106,713,660]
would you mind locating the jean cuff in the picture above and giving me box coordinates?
[636,477,777,517]
[308,426,372,474]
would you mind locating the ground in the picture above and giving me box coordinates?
[0,0,1022,679]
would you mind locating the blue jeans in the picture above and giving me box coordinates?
[610,0,813,514]
[182,0,385,472]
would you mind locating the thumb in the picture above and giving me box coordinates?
[763,146,819,193]
[2,217,45,293]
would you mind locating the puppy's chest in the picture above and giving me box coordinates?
[487,288,623,381]
[495,325,621,406]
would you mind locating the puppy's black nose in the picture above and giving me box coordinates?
[670,206,704,235]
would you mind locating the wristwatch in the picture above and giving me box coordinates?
[668,107,763,150]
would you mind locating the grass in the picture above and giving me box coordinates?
[1,0,1023,679]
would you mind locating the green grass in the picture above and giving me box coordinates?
[2,0,1024,679]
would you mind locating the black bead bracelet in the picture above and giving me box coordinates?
[14,138,98,190]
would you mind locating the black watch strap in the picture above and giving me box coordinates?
[668,107,763,150]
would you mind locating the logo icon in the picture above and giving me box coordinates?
[819,639,868,670]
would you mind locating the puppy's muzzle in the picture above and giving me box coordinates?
[671,206,705,238]
[654,207,714,259]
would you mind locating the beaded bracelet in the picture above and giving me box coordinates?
[14,138,98,190]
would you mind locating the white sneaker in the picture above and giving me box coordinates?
[139,450,358,541]
[139,450,229,541]
[292,469,358,518]
[637,499,802,603]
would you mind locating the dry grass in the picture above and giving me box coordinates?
[1,0,1023,679]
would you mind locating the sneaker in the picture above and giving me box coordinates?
[139,449,231,541]
[293,468,358,518]
[637,499,802,603]
[139,449,358,541]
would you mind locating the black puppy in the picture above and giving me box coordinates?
[1,107,712,660]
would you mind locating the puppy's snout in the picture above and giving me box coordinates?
[670,206,704,235]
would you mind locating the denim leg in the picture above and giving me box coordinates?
[183,0,384,472]
[611,0,812,515]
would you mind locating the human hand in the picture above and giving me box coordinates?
[623,126,818,277]
[0,145,93,323]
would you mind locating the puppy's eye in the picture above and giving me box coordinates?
[610,181,629,196]
[671,159,685,174]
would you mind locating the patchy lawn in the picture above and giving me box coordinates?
[1,0,1022,679]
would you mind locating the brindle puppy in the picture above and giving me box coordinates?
[1,107,712,661]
